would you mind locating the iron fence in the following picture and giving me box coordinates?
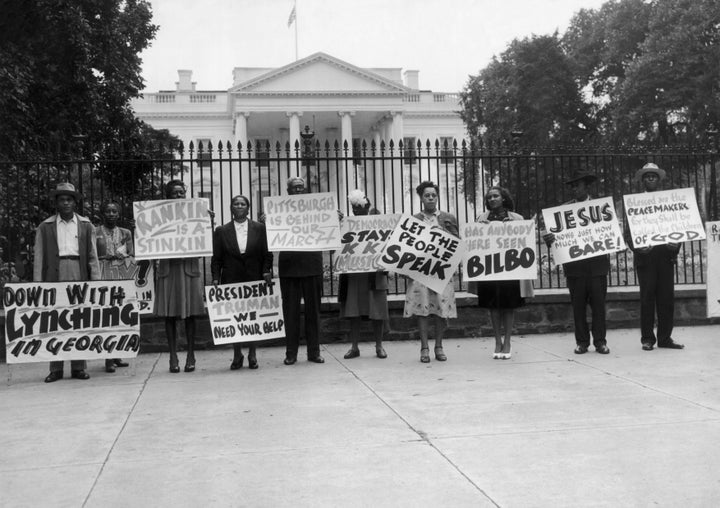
[1,139,717,300]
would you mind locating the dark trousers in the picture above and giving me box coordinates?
[281,275,322,358]
[49,360,86,373]
[636,258,675,345]
[566,275,607,347]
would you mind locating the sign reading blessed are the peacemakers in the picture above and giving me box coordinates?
[264,192,342,251]
[623,188,706,249]
[707,221,720,318]
[99,259,154,315]
[3,280,139,363]
[205,279,284,344]
[132,198,213,260]
[462,220,537,281]
[333,214,401,273]
[541,197,625,265]
[378,214,465,293]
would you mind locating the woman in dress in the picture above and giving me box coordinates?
[211,195,272,370]
[404,181,459,363]
[339,190,389,359]
[96,200,133,373]
[473,186,532,359]
[154,180,206,373]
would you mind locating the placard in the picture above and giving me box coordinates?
[462,220,537,281]
[623,188,706,248]
[133,198,213,260]
[378,214,465,293]
[263,192,341,251]
[100,258,154,314]
[3,280,140,363]
[707,221,720,318]
[205,279,285,344]
[333,214,400,273]
[541,197,625,265]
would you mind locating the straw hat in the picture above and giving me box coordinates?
[634,162,666,182]
[49,182,82,201]
[564,171,598,186]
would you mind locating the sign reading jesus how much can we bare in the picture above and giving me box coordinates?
[133,198,213,260]
[3,280,140,363]
[264,192,341,251]
[378,214,465,293]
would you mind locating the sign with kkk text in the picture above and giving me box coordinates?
[378,214,465,293]
[100,258,154,315]
[462,220,537,281]
[3,280,140,363]
[623,188,705,249]
[264,193,341,251]
[542,197,625,265]
[333,214,401,273]
[133,198,213,260]
[205,279,285,345]
[707,221,720,318]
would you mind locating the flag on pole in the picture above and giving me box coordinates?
[287,5,296,27]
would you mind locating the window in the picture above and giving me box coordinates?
[439,136,454,163]
[352,138,363,165]
[196,138,213,169]
[403,137,417,165]
[255,138,270,168]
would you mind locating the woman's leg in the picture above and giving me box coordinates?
[165,317,179,372]
[184,316,196,371]
[502,310,515,355]
[433,316,447,361]
[418,316,430,362]
[344,317,361,358]
[373,319,386,358]
[247,343,258,369]
[490,309,503,353]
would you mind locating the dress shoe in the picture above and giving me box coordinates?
[642,342,654,351]
[596,344,610,354]
[71,370,90,380]
[420,347,430,363]
[169,357,180,373]
[658,339,684,349]
[184,359,196,372]
[574,345,588,354]
[230,355,244,370]
[44,371,63,383]
[375,346,387,359]
[283,355,297,365]
[344,347,360,359]
[501,352,512,360]
[308,355,325,363]
[113,359,130,367]
[105,364,116,373]
[248,356,258,369]
[434,346,447,361]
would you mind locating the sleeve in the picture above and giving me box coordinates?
[87,225,101,280]
[210,226,224,282]
[33,226,44,282]
[259,224,273,275]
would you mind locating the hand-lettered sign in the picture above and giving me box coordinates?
[462,220,537,281]
[100,258,154,315]
[707,221,720,318]
[264,193,341,251]
[333,214,400,273]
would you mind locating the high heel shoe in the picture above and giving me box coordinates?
[184,358,196,372]
[169,357,180,373]
[230,355,244,370]
[434,346,447,361]
[375,345,387,359]
[420,347,430,363]
[248,356,258,369]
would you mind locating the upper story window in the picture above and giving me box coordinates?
[254,138,270,168]
[403,137,417,165]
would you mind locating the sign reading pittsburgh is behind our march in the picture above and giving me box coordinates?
[3,280,140,363]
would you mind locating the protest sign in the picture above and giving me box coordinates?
[333,214,400,274]
[541,197,625,265]
[100,258,154,314]
[462,220,537,281]
[378,214,465,293]
[3,280,140,363]
[707,221,720,318]
[623,188,706,248]
[205,279,285,345]
[264,192,341,251]
[133,198,213,260]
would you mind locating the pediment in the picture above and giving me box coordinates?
[229,52,408,96]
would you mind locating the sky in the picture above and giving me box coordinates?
[139,0,609,94]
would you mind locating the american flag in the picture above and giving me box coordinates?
[287,5,296,28]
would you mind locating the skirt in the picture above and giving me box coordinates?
[339,273,389,320]
[154,258,205,318]
[403,278,457,319]
[475,280,525,310]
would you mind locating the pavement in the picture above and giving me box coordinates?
[2,325,719,508]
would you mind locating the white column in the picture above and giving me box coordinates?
[338,111,355,203]
[370,127,383,211]
[286,112,303,189]
[223,112,250,223]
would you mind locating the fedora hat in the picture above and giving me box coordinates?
[49,182,82,201]
[634,162,666,182]
[564,171,598,186]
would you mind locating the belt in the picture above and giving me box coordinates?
[58,255,80,260]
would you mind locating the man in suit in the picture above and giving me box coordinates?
[211,194,273,369]
[544,171,611,355]
[627,163,685,351]
[34,182,100,382]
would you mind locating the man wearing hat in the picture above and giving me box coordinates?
[34,182,100,382]
[626,163,684,351]
[543,170,611,355]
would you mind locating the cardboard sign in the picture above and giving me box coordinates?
[264,192,341,251]
[333,214,400,274]
[133,198,213,260]
[3,280,140,363]
[205,279,285,344]
[462,220,537,281]
[378,214,465,293]
[707,221,720,318]
[623,188,706,248]
[100,258,154,315]
[542,197,625,265]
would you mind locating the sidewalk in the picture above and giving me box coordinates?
[2,325,719,508]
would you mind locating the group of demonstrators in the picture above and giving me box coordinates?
[5,160,715,382]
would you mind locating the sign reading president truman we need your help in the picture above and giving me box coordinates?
[378,214,465,294]
[3,280,140,363]
[462,220,537,281]
[264,192,341,251]
[623,188,705,249]
[333,214,401,273]
[133,198,213,260]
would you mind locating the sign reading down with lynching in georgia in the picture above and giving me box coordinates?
[333,214,401,274]
[462,220,537,281]
[263,192,341,251]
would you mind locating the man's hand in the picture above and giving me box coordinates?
[263,272,272,284]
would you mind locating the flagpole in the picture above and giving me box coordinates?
[294,0,298,61]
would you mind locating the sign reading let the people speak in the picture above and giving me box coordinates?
[378,214,465,293]
[542,197,625,265]
[264,193,342,251]
[707,221,720,318]
[333,214,401,273]
[205,279,285,344]
[623,188,706,249]
[462,220,537,281]
[132,198,213,260]
[3,280,140,363]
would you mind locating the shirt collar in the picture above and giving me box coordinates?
[57,214,77,224]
